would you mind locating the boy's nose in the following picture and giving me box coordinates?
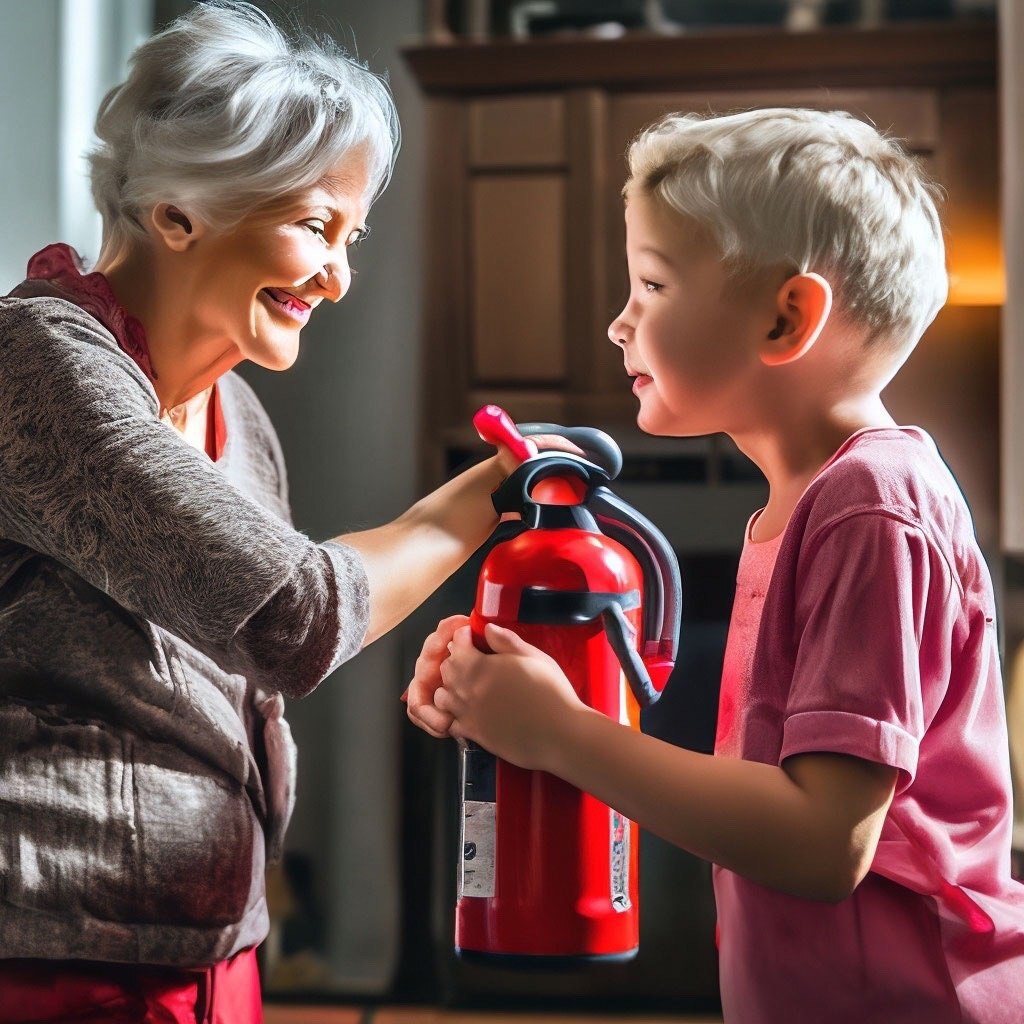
[608,311,631,348]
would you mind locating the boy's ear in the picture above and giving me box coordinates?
[761,272,833,366]
[149,203,206,252]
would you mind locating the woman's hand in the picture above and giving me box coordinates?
[349,432,584,647]
[484,431,583,488]
[433,623,586,772]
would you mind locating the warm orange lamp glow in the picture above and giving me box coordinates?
[946,238,1006,306]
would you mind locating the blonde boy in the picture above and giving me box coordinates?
[407,108,1024,1022]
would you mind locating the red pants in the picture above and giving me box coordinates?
[0,948,262,1024]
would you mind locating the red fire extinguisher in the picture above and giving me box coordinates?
[456,405,682,964]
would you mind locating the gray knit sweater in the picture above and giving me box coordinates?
[0,286,370,966]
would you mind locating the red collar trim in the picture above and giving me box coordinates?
[26,243,158,382]
[27,243,226,462]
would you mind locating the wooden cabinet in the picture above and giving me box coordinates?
[405,23,999,534]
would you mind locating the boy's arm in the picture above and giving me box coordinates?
[435,623,898,903]
[551,712,897,902]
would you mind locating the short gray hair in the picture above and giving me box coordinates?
[626,107,947,345]
[89,0,400,263]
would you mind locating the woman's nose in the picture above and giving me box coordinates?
[317,252,350,302]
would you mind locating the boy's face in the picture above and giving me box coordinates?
[609,190,773,437]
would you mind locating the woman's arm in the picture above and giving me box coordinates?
[336,455,505,647]
[435,623,898,902]
[0,298,546,697]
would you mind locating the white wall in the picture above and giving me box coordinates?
[1001,0,1024,551]
[0,0,152,290]
[0,0,61,290]
[998,0,1024,858]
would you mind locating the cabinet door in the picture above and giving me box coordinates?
[468,95,565,168]
[470,174,567,384]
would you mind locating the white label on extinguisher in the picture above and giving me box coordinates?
[610,808,631,911]
[460,800,496,898]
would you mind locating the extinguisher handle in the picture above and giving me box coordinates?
[589,486,682,696]
[517,422,623,480]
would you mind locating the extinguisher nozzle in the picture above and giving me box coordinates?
[644,657,675,695]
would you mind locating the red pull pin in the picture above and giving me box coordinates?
[473,404,584,504]
[473,405,534,463]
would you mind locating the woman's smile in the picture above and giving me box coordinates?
[260,287,313,324]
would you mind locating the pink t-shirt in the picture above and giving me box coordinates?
[713,427,1024,1024]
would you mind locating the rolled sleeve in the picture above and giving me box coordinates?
[782,710,920,786]
[781,511,951,793]
[321,540,370,668]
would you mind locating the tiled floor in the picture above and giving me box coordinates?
[263,1009,723,1024]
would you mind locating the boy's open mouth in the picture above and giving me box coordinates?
[625,365,653,390]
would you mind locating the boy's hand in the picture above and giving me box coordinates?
[403,614,470,738]
[434,623,585,772]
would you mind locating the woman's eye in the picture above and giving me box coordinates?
[346,225,370,248]
[304,221,328,239]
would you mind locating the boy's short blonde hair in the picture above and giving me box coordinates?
[626,107,947,346]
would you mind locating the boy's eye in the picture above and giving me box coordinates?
[641,278,663,293]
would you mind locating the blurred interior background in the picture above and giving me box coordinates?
[0,0,1018,1016]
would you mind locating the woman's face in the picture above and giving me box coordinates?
[177,154,372,371]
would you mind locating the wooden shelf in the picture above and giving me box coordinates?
[402,20,995,95]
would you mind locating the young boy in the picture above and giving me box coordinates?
[405,108,1024,1022]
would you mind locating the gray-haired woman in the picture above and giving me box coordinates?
[0,3,548,1020]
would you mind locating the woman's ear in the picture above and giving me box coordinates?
[149,203,205,252]
[760,272,833,366]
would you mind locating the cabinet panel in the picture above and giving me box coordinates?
[468,95,565,168]
[470,175,566,383]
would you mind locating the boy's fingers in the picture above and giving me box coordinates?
[421,631,454,660]
[451,624,476,650]
[483,622,533,655]
[408,702,453,737]
[409,717,450,740]
[437,614,471,640]
[420,615,471,659]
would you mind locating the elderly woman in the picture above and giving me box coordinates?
[0,3,537,1021]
